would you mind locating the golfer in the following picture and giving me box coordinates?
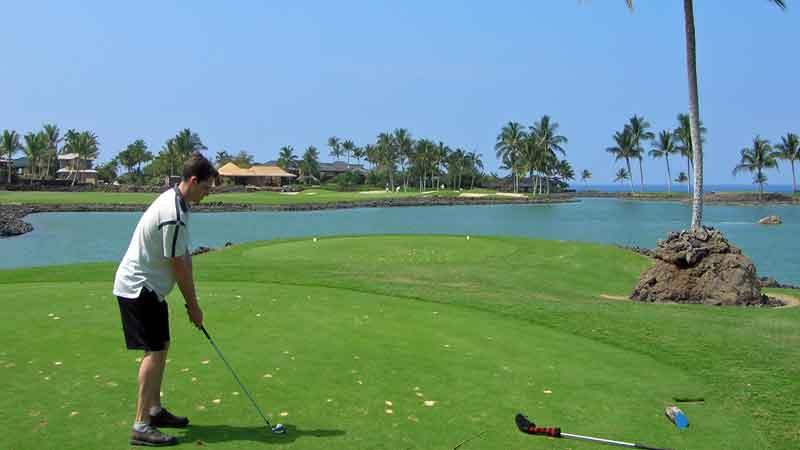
[113,152,217,446]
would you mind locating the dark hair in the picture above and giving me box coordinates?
[182,152,218,182]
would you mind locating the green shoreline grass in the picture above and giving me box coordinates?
[1,235,798,449]
[0,188,523,206]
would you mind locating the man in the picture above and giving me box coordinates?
[113,152,217,446]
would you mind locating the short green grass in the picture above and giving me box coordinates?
[0,188,521,206]
[1,236,798,449]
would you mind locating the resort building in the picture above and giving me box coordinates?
[57,153,98,184]
[217,162,296,187]
[318,161,367,181]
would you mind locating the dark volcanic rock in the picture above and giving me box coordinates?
[631,227,770,306]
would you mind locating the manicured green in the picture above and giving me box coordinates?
[0,188,523,206]
[1,236,798,449]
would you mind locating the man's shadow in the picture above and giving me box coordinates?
[180,423,345,445]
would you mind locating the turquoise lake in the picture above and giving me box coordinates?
[2,198,797,285]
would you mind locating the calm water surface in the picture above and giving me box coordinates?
[2,199,797,284]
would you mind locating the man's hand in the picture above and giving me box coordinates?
[186,303,204,328]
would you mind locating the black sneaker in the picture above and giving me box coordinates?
[130,426,178,447]
[150,408,190,428]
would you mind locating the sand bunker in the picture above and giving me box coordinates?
[459,193,489,198]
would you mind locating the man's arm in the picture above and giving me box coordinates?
[171,253,203,328]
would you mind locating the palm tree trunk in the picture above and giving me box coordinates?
[684,0,704,230]
[625,158,634,193]
[791,160,797,193]
[687,158,692,194]
[666,154,672,194]
[638,158,645,193]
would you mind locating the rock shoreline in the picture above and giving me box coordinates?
[0,195,575,238]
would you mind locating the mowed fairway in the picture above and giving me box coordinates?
[1,236,799,449]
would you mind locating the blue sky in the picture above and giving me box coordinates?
[1,1,797,185]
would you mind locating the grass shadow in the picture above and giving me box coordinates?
[181,423,345,445]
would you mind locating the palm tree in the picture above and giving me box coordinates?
[277,146,298,171]
[649,130,679,194]
[215,150,232,167]
[774,133,799,193]
[673,113,706,195]
[733,136,780,201]
[675,172,689,184]
[376,132,397,190]
[556,159,575,186]
[580,169,592,187]
[1,130,22,184]
[23,132,47,182]
[169,129,206,176]
[614,168,630,184]
[625,0,786,229]
[529,115,567,195]
[628,115,654,192]
[495,122,527,193]
[606,127,636,193]
[300,145,320,183]
[327,136,342,161]
[341,140,355,165]
[42,124,61,180]
[467,151,484,190]
[393,129,413,190]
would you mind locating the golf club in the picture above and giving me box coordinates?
[199,325,286,435]
[515,413,671,450]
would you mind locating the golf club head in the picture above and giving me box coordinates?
[515,413,534,431]
[271,423,286,434]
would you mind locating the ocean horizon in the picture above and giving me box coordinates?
[571,184,796,193]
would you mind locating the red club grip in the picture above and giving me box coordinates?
[527,426,561,437]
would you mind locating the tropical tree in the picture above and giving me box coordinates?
[22,132,47,182]
[614,167,630,184]
[393,129,413,190]
[119,139,152,181]
[341,140,355,165]
[733,135,780,201]
[62,130,100,186]
[528,115,567,195]
[300,145,320,182]
[166,129,206,177]
[327,136,342,161]
[580,169,592,187]
[277,146,297,171]
[1,130,22,184]
[628,115,654,192]
[774,132,799,193]
[96,159,119,183]
[649,130,679,194]
[606,127,637,193]
[556,159,575,187]
[376,132,397,190]
[495,122,527,192]
[467,151,484,189]
[352,146,365,165]
[673,113,706,195]
[675,172,689,184]
[215,150,232,167]
[625,0,786,229]
[42,124,62,180]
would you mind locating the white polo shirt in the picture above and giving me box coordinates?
[113,186,192,301]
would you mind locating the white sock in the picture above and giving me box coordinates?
[149,406,163,416]
[133,421,149,432]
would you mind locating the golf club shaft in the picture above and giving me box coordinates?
[200,326,272,428]
[562,432,672,450]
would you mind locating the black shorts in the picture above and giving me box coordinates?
[117,288,170,352]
